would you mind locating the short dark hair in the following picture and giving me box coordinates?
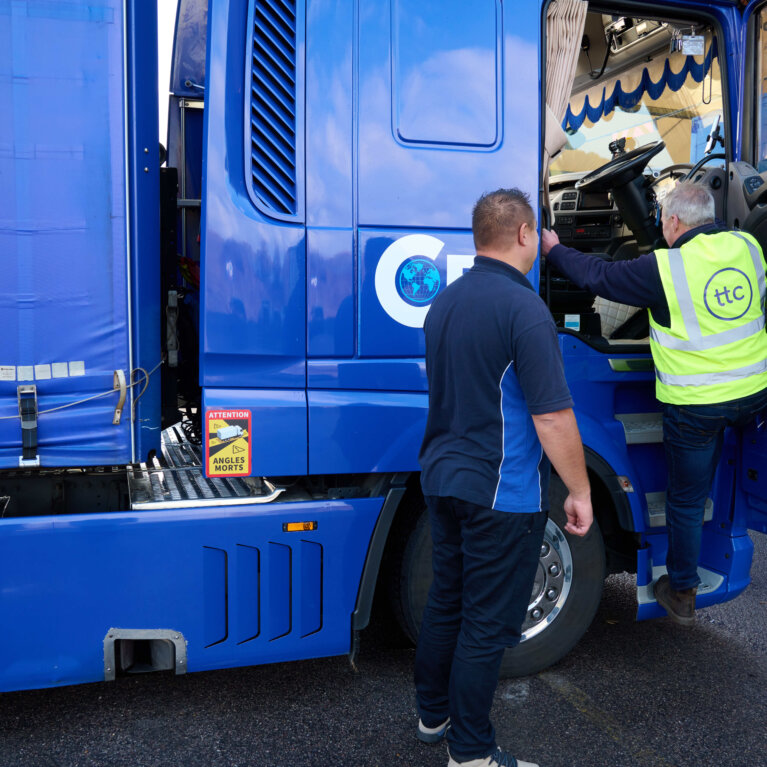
[472,188,535,251]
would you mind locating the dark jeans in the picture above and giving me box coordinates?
[662,386,767,591]
[414,496,547,762]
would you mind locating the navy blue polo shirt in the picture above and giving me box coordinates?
[419,256,573,513]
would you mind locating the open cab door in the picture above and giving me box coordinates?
[733,0,767,537]
[543,0,765,620]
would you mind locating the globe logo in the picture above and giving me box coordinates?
[397,258,441,304]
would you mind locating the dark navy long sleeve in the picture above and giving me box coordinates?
[546,246,670,327]
[545,223,725,329]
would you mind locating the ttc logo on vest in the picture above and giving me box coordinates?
[703,267,753,321]
[374,234,474,328]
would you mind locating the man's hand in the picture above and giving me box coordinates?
[563,494,593,537]
[532,407,593,537]
[540,228,560,256]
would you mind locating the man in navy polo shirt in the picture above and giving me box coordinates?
[415,188,593,767]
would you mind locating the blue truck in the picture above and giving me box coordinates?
[2,0,767,693]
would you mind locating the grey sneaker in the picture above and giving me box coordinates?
[417,717,450,744]
[447,746,539,767]
[654,574,697,627]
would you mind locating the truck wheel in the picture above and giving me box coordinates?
[387,476,605,678]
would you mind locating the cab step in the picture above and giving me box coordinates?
[637,564,724,606]
[645,492,713,528]
[128,424,283,509]
[615,412,663,444]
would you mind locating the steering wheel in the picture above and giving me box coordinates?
[575,141,666,192]
[652,163,693,186]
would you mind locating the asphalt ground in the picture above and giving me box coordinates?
[1,533,765,767]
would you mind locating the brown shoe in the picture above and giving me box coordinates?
[654,574,697,626]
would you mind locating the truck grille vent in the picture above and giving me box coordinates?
[249,0,298,216]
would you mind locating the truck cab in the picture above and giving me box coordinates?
[1,0,767,692]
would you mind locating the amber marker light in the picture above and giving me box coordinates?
[282,521,318,532]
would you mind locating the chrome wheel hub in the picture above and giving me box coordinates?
[520,518,573,642]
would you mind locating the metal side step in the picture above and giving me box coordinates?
[615,412,663,444]
[645,492,714,528]
[637,564,724,605]
[128,424,283,510]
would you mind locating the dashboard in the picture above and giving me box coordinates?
[546,182,636,336]
[544,161,767,341]
[550,186,626,251]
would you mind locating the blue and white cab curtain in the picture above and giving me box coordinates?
[564,36,718,132]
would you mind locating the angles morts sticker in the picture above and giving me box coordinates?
[206,410,251,477]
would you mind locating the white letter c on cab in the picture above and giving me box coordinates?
[374,234,444,328]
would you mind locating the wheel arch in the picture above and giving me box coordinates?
[368,470,616,677]
[583,446,639,574]
[351,473,418,632]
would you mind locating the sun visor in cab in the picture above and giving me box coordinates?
[545,104,569,160]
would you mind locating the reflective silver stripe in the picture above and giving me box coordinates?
[656,357,767,387]
[730,232,767,312]
[666,247,701,341]
[650,315,766,350]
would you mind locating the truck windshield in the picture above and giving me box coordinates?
[551,38,723,177]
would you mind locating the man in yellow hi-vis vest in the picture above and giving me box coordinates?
[541,181,767,626]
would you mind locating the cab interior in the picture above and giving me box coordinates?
[543,4,767,345]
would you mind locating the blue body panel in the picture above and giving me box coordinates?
[307,228,355,358]
[0,1,133,467]
[308,390,428,475]
[307,359,427,391]
[203,387,308,476]
[561,337,662,511]
[203,0,542,472]
[0,497,383,693]
[128,0,162,461]
[356,0,538,231]
[735,419,767,534]
[305,1,352,230]
[200,0,307,463]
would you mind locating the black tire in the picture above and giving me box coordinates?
[387,476,605,677]
[385,499,434,645]
[500,476,605,676]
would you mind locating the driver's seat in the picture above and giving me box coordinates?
[594,296,648,340]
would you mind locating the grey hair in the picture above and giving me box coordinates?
[662,181,715,227]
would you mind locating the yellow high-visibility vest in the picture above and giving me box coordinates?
[649,231,767,405]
